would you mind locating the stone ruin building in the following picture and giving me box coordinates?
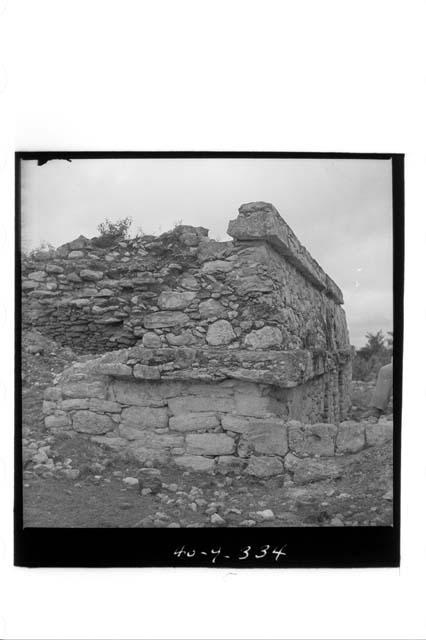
[22,202,392,479]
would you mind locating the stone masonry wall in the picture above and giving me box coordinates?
[22,202,350,357]
[42,346,387,480]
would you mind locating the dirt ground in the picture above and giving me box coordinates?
[20,339,394,529]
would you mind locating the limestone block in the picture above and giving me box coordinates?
[119,427,183,449]
[288,422,337,457]
[142,332,162,348]
[365,421,393,447]
[158,290,196,310]
[233,275,274,296]
[134,364,161,380]
[165,330,196,346]
[199,299,226,319]
[174,455,215,472]
[180,275,199,290]
[284,453,343,484]
[245,456,284,477]
[45,414,71,429]
[244,326,283,349]
[61,380,106,399]
[143,311,189,329]
[45,263,64,274]
[68,251,85,259]
[216,456,246,473]
[186,433,235,455]
[60,398,90,411]
[336,421,365,454]
[92,363,132,377]
[206,320,236,346]
[201,260,233,274]
[44,387,63,401]
[111,380,181,406]
[237,419,288,456]
[121,405,168,429]
[168,395,234,415]
[234,393,279,418]
[28,271,46,281]
[88,398,122,413]
[169,413,219,432]
[42,400,57,414]
[72,410,114,434]
[197,240,233,262]
[80,269,104,281]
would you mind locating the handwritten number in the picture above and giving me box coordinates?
[174,545,186,558]
[255,544,270,559]
[211,548,221,563]
[272,546,287,561]
[238,545,251,560]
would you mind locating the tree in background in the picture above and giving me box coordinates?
[352,330,393,381]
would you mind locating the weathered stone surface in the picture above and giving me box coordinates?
[288,422,337,457]
[142,332,162,348]
[118,428,182,449]
[45,263,64,274]
[143,311,189,329]
[80,269,103,281]
[72,410,114,434]
[111,380,181,406]
[44,386,63,401]
[168,395,234,415]
[206,320,236,346]
[244,326,282,349]
[158,290,196,310]
[28,271,46,281]
[202,260,233,273]
[179,275,199,290]
[174,455,215,472]
[61,380,106,399]
[169,413,219,432]
[186,433,235,455]
[336,421,365,454]
[92,363,132,377]
[165,330,196,346]
[199,299,226,319]
[237,419,288,456]
[365,421,393,447]
[284,453,343,484]
[134,364,161,380]
[45,414,71,429]
[88,398,122,413]
[245,456,284,477]
[234,393,279,418]
[60,398,90,411]
[216,455,246,473]
[121,406,168,430]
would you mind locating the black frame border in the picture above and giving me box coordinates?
[14,151,403,568]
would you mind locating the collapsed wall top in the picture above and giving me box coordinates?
[22,201,350,355]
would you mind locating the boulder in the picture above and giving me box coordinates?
[199,299,226,319]
[206,320,236,346]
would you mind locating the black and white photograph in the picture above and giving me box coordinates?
[15,153,402,567]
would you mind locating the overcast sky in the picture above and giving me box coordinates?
[20,157,393,348]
